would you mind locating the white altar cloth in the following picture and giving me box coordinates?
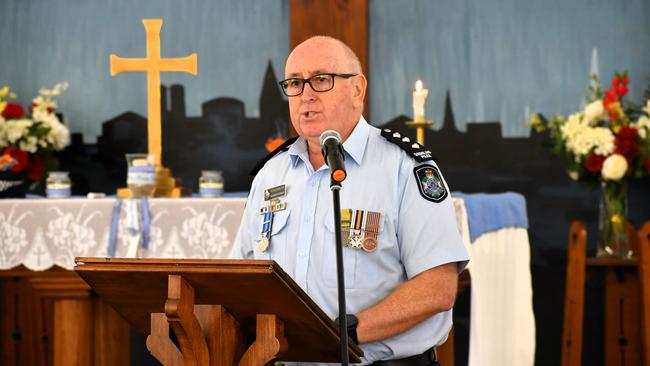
[0,197,246,270]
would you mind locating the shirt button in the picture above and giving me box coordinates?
[304,216,311,222]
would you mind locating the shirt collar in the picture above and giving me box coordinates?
[342,116,369,166]
[287,116,370,168]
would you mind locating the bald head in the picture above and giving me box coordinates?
[287,36,362,75]
[284,35,367,147]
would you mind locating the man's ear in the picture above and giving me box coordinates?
[351,74,367,109]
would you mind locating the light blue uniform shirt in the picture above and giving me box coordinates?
[232,117,469,365]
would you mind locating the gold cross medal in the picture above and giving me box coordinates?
[348,210,366,249]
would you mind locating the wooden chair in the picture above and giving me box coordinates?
[562,221,650,365]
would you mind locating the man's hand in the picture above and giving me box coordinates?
[355,262,459,344]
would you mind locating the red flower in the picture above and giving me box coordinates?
[621,75,629,85]
[616,84,628,98]
[26,158,44,181]
[614,139,639,161]
[2,147,29,173]
[585,153,606,173]
[617,125,639,141]
[1,102,25,119]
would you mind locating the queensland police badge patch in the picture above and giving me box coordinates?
[414,165,448,202]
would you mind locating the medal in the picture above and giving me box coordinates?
[258,235,270,252]
[341,209,352,246]
[349,230,363,248]
[362,211,381,252]
[258,211,273,252]
[348,210,365,248]
[362,237,377,252]
[258,185,288,253]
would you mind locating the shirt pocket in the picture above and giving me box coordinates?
[322,208,384,289]
[253,209,290,260]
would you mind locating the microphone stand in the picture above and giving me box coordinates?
[330,177,349,366]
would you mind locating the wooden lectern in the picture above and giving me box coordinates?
[75,258,362,366]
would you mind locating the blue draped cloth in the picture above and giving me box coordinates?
[452,192,529,242]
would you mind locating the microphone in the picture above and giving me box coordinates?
[320,130,347,183]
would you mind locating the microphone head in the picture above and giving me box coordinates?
[319,130,342,147]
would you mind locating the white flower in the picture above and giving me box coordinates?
[583,100,605,125]
[31,96,57,114]
[592,127,615,156]
[38,81,68,98]
[633,115,650,139]
[4,119,32,144]
[602,154,628,181]
[32,111,70,150]
[568,170,579,180]
[19,136,38,153]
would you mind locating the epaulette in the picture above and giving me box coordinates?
[380,128,436,162]
[249,136,299,176]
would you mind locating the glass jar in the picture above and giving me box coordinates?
[46,171,71,198]
[199,170,224,198]
[126,153,156,198]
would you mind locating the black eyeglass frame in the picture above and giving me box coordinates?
[278,73,358,97]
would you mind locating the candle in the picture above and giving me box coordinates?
[412,80,429,122]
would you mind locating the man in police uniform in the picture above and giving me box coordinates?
[232,36,469,366]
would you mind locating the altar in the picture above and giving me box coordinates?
[0,193,535,366]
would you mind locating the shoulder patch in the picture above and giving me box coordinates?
[413,164,448,203]
[249,137,299,176]
[380,128,435,162]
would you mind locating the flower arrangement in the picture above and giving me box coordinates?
[529,72,650,182]
[0,82,70,184]
[529,72,650,258]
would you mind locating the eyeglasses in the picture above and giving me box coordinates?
[278,73,357,97]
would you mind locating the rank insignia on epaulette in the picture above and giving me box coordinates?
[414,164,448,203]
[380,128,435,163]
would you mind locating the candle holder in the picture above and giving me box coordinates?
[405,117,434,145]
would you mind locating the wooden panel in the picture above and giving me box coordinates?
[604,268,641,365]
[289,0,369,128]
[54,299,93,366]
[638,221,650,365]
[0,268,130,366]
[561,221,587,366]
[93,300,131,366]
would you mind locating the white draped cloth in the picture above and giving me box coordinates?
[454,199,536,366]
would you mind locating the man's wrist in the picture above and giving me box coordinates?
[335,314,359,344]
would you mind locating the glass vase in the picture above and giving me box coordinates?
[596,180,632,259]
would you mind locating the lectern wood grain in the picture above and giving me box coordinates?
[75,258,362,363]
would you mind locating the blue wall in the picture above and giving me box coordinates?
[0,0,289,142]
[1,0,649,138]
[369,0,650,136]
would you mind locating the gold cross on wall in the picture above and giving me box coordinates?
[110,19,197,166]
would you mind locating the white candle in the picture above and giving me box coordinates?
[412,80,429,122]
